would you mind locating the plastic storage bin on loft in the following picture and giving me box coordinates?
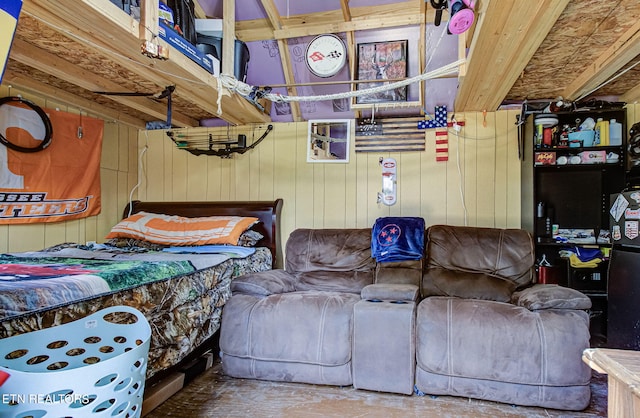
[0,306,151,418]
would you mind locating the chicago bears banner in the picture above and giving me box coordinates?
[0,101,103,223]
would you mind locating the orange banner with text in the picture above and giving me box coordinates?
[0,103,103,223]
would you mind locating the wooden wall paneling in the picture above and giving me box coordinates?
[205,130,223,201]
[398,151,422,217]
[420,128,447,226]
[493,110,510,228]
[133,112,527,246]
[118,124,130,172]
[185,129,209,202]
[505,109,522,228]
[312,162,325,228]
[233,127,253,201]
[458,112,476,226]
[116,170,130,221]
[295,122,315,228]
[445,115,467,226]
[354,141,370,228]
[242,128,258,201]
[220,154,234,201]
[171,132,189,201]
[143,129,165,200]
[272,123,297,243]
[476,110,498,227]
[162,129,176,200]
[257,124,275,201]
[127,124,139,196]
[101,118,119,171]
[323,158,347,228]
[459,112,477,226]
[344,125,359,228]
[96,167,119,242]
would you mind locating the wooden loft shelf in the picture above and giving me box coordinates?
[4,0,270,128]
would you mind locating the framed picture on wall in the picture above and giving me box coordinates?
[355,40,408,104]
[307,119,351,163]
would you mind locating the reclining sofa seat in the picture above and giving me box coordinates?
[415,225,593,411]
[219,228,377,386]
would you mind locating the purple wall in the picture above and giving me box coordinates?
[199,0,460,126]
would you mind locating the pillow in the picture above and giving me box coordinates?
[237,229,264,247]
[512,284,592,310]
[105,211,259,246]
[105,237,168,251]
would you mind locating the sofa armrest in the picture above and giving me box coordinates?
[361,283,420,302]
[230,269,297,296]
[511,284,592,311]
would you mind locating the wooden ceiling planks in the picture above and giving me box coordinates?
[455,0,570,112]
[506,0,640,104]
[7,0,640,123]
[7,0,269,127]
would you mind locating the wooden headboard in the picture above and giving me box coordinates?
[123,199,284,268]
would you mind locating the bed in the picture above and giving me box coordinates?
[0,199,283,381]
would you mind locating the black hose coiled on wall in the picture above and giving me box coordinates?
[0,96,53,153]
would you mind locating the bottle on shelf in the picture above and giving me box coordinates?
[609,119,622,146]
[595,118,609,146]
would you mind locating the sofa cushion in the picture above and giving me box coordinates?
[416,297,591,388]
[220,291,359,366]
[230,269,297,296]
[425,225,535,289]
[285,229,376,293]
[422,268,516,302]
[512,284,592,310]
[295,271,374,293]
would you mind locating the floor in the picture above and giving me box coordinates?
[146,360,608,418]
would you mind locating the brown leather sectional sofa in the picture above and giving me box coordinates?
[219,225,592,411]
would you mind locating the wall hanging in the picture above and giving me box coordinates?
[378,157,397,206]
[307,119,351,163]
[0,101,103,224]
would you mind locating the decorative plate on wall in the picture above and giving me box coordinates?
[305,34,347,78]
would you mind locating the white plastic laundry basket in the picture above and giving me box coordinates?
[0,306,151,418]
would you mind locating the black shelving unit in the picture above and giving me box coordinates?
[521,107,627,347]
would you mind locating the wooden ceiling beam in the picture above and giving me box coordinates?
[237,2,428,42]
[620,82,640,104]
[222,0,236,77]
[2,70,147,129]
[259,0,301,120]
[563,18,640,101]
[22,0,269,126]
[8,39,198,127]
[340,0,352,21]
[260,0,283,30]
[455,0,569,112]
